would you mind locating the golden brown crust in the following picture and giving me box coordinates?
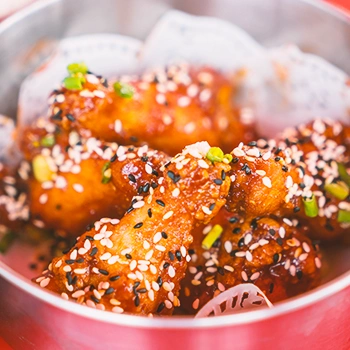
[48,65,255,155]
[34,143,231,315]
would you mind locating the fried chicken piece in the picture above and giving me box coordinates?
[48,64,255,155]
[178,213,321,314]
[226,119,350,241]
[34,142,231,315]
[24,129,169,236]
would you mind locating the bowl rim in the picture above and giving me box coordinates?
[0,0,350,330]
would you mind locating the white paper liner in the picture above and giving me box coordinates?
[0,115,18,166]
[195,283,273,318]
[17,10,350,138]
[18,34,142,126]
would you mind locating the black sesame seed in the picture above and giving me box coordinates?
[143,183,150,193]
[137,288,147,294]
[90,247,98,257]
[163,262,170,269]
[89,284,95,291]
[29,263,37,270]
[245,166,251,175]
[134,296,140,307]
[66,113,75,122]
[62,248,70,254]
[293,206,300,213]
[134,222,143,229]
[76,258,84,263]
[230,250,239,257]
[274,156,281,162]
[209,203,216,211]
[71,276,77,285]
[168,251,175,261]
[86,224,94,231]
[175,251,182,262]
[296,270,303,280]
[233,227,241,234]
[152,169,159,177]
[232,157,239,163]
[157,302,165,313]
[282,165,288,172]
[99,269,109,275]
[147,208,152,218]
[157,276,163,287]
[269,283,274,293]
[130,136,138,143]
[269,229,276,236]
[241,164,247,171]
[126,206,134,214]
[156,199,165,207]
[212,238,221,248]
[238,238,245,247]
[277,238,283,246]
[141,156,148,162]
[250,218,258,230]
[125,254,132,259]
[105,287,115,295]
[52,109,63,120]
[151,182,158,189]
[188,249,195,255]
[217,267,225,276]
[128,174,136,183]
[66,272,73,285]
[229,217,238,224]
[110,154,117,162]
[161,231,168,239]
[86,235,94,240]
[65,259,75,265]
[133,282,140,289]
[299,183,306,189]
[248,141,257,146]
[91,296,100,304]
[109,275,120,281]
[221,170,226,181]
[273,253,279,263]
[214,179,223,185]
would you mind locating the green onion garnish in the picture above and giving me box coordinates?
[0,231,15,254]
[67,62,88,75]
[63,76,84,90]
[32,155,54,183]
[337,163,350,187]
[206,147,224,163]
[202,224,223,250]
[113,82,134,99]
[303,195,319,218]
[40,135,55,147]
[337,210,350,223]
[324,181,349,200]
[224,154,233,163]
[102,161,112,184]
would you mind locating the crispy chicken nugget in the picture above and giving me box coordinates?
[34,142,231,315]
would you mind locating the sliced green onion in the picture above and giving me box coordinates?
[32,155,54,183]
[206,147,224,163]
[113,82,134,99]
[324,181,349,200]
[303,195,319,218]
[40,135,55,147]
[223,154,233,163]
[102,161,112,184]
[67,62,88,75]
[63,76,83,90]
[0,231,15,254]
[337,163,350,187]
[337,210,350,223]
[202,224,223,250]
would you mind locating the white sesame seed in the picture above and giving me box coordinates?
[224,241,232,254]
[78,248,87,255]
[283,218,293,226]
[256,170,266,176]
[143,241,150,250]
[233,148,245,157]
[163,211,174,220]
[279,227,286,238]
[163,282,172,292]
[108,256,119,265]
[40,277,50,288]
[250,272,260,281]
[235,251,246,258]
[180,246,186,257]
[152,281,160,291]
[72,290,85,298]
[39,193,48,204]
[259,239,269,246]
[224,265,234,272]
[191,280,201,286]
[202,206,212,215]
[73,184,84,193]
[172,188,180,197]
[178,96,191,107]
[127,273,137,280]
[112,306,124,314]
[246,251,253,262]
[55,260,62,268]
[192,299,200,310]
[155,245,166,252]
[165,300,173,309]
[63,266,72,272]
[61,292,69,300]
[299,253,308,262]
[262,176,272,188]
[168,266,176,278]
[145,249,154,260]
[230,175,236,182]
[249,243,260,250]
[302,242,311,253]
[70,250,77,260]
[241,271,248,282]
[74,268,86,275]
[315,257,322,268]
[129,260,137,271]
[153,232,162,244]
[198,159,209,169]
[244,234,252,245]
[150,265,157,274]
